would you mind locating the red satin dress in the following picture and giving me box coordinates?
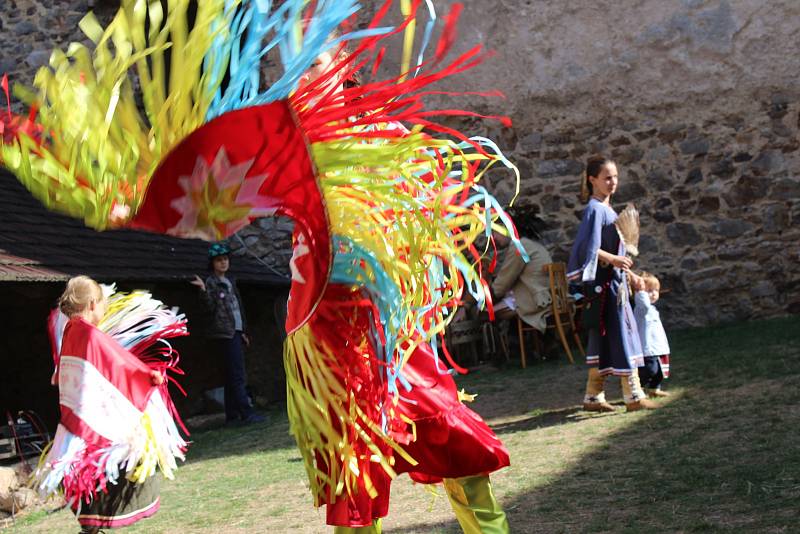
[315,286,509,527]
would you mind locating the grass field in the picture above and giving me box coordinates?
[4,315,799,533]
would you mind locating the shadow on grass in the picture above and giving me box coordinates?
[496,316,800,533]
[182,350,586,465]
[499,380,799,532]
[387,317,800,533]
[178,317,800,533]
[183,406,299,464]
[455,358,590,422]
[491,405,599,435]
[391,384,799,532]
[389,522,461,534]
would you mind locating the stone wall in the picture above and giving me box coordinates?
[486,97,800,327]
[227,216,294,280]
[366,0,800,328]
[3,0,799,328]
[0,1,116,85]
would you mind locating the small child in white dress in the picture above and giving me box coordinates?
[632,272,671,397]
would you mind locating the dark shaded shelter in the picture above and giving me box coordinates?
[0,169,289,430]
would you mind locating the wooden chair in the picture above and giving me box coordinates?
[445,319,484,367]
[516,262,585,366]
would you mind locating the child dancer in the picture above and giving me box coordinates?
[632,272,671,397]
[40,276,187,533]
[567,155,657,412]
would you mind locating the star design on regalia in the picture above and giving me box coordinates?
[169,147,276,240]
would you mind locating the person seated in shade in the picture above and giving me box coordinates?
[491,208,553,335]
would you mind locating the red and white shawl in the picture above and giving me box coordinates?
[37,308,187,506]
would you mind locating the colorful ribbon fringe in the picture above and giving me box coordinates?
[3,0,527,508]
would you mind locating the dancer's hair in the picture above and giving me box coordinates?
[58,276,103,317]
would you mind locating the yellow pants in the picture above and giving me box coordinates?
[584,366,645,404]
[333,475,509,534]
[444,475,509,534]
[333,519,382,534]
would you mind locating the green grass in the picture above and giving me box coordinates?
[3,316,799,533]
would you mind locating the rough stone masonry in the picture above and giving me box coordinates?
[2,0,798,328]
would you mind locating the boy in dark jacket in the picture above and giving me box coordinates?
[192,243,265,424]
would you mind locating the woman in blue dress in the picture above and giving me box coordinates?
[567,155,657,412]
